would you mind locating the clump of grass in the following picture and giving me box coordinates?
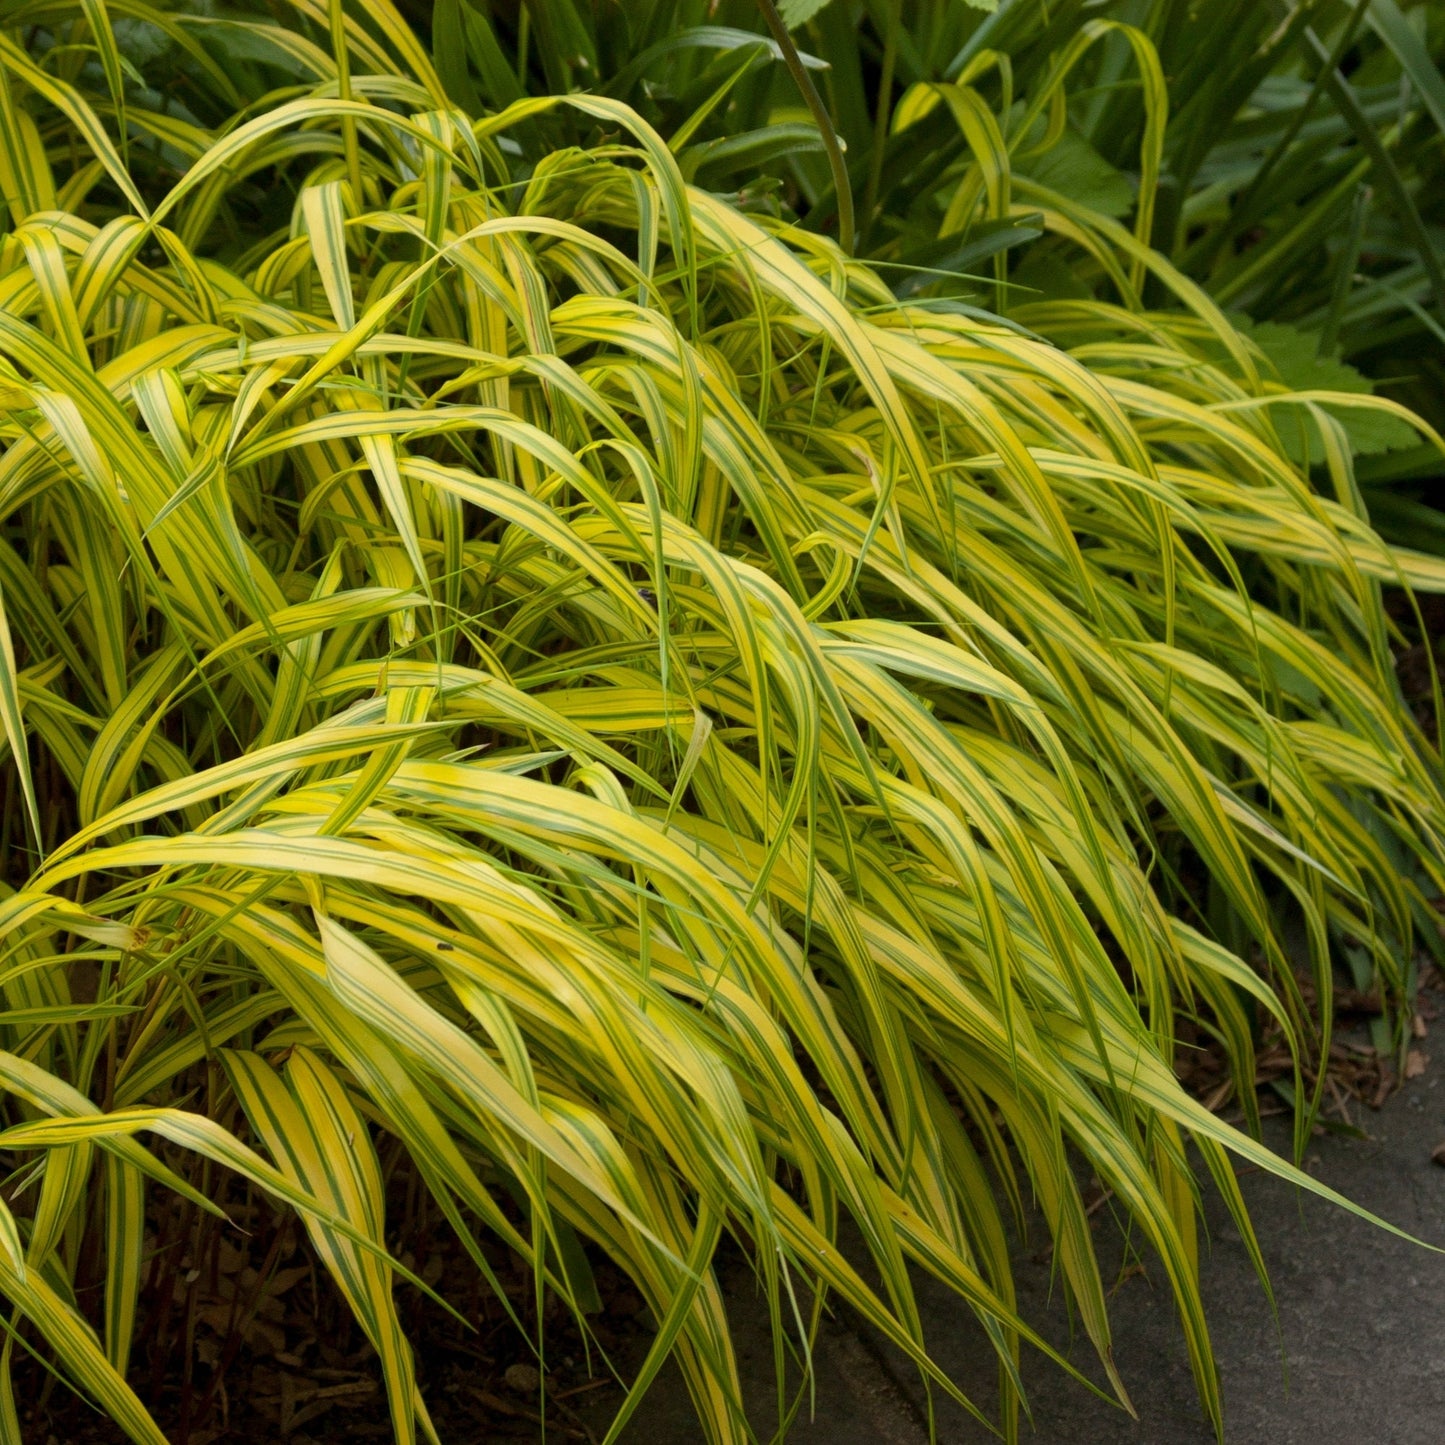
[0,6,1443,1443]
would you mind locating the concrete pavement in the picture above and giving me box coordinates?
[593,1061,1445,1445]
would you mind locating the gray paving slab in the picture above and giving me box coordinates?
[594,1061,1445,1445]
[895,1067,1445,1445]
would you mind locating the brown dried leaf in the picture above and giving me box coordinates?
[217,1240,247,1275]
[265,1265,312,1299]
[466,1387,588,1440]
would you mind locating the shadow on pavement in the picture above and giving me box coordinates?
[591,1058,1445,1445]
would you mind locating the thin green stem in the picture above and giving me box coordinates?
[1320,183,1370,356]
[1191,0,1369,276]
[1312,32,1445,323]
[756,0,855,255]
[863,0,900,231]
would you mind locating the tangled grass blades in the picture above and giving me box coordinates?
[2,21,1445,1444]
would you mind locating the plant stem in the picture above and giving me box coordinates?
[1191,0,1368,276]
[1320,183,1370,356]
[863,0,900,230]
[755,0,855,255]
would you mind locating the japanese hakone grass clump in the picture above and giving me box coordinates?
[3,31,1445,1445]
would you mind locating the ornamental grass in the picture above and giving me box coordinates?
[1,4,1443,1442]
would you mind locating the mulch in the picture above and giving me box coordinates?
[15,1182,652,1445]
[23,972,1436,1445]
